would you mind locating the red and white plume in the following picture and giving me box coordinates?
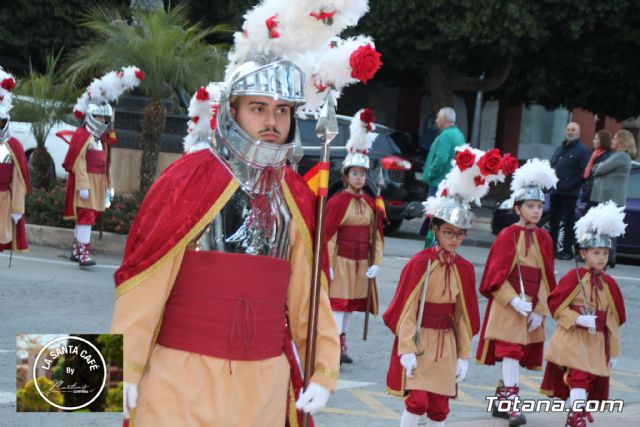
[346,108,377,154]
[0,67,17,112]
[226,0,382,113]
[183,82,223,153]
[73,66,144,120]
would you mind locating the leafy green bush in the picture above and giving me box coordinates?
[17,377,63,412]
[25,180,143,234]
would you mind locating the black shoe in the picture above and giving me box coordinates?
[79,258,96,267]
[509,412,527,426]
[556,252,572,260]
[491,403,510,419]
[340,352,353,364]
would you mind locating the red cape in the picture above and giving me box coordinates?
[383,247,480,396]
[62,127,92,220]
[325,190,384,314]
[475,224,557,368]
[114,149,326,426]
[540,268,625,400]
[0,137,29,252]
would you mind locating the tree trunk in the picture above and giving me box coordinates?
[139,99,167,194]
[426,63,454,115]
[29,147,55,190]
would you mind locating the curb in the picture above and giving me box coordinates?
[26,224,126,256]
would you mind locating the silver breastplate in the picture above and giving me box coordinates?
[194,146,291,258]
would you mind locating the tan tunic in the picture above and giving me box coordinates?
[484,231,551,345]
[396,258,472,396]
[0,145,26,244]
[545,272,620,377]
[74,138,111,213]
[328,198,383,302]
[111,222,340,427]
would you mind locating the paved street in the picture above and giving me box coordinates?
[1,222,639,426]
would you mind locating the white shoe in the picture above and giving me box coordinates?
[400,409,421,427]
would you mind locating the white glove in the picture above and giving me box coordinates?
[329,268,334,281]
[456,358,469,383]
[400,353,417,378]
[609,357,618,369]
[11,213,22,224]
[576,315,597,329]
[510,297,532,317]
[365,265,380,279]
[123,382,138,418]
[527,312,543,332]
[295,383,330,415]
[79,188,90,200]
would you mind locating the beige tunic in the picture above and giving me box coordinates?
[545,272,620,377]
[396,258,472,396]
[111,222,340,427]
[74,138,111,213]
[0,145,26,244]
[328,198,383,303]
[484,231,551,345]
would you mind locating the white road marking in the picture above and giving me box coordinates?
[610,275,640,282]
[0,349,12,353]
[337,379,376,391]
[0,253,118,270]
[0,391,15,404]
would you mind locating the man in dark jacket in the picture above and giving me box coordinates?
[549,122,589,259]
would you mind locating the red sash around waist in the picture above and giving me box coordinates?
[0,163,13,191]
[420,302,456,329]
[337,225,370,260]
[85,149,107,174]
[508,265,541,304]
[157,250,291,361]
[570,304,607,333]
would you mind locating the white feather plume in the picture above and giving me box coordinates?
[510,158,558,194]
[345,108,376,153]
[575,201,627,241]
[73,65,143,118]
[0,67,16,112]
[183,82,224,153]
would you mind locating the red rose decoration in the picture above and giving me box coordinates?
[134,69,145,82]
[266,15,280,39]
[310,9,336,25]
[210,104,219,131]
[477,148,503,176]
[74,110,85,120]
[360,108,375,131]
[441,188,449,197]
[455,148,476,172]
[1,77,16,91]
[191,116,200,124]
[501,153,519,176]
[195,86,209,101]
[474,176,486,187]
[349,44,382,84]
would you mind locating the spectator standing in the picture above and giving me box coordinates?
[590,129,637,266]
[582,130,612,205]
[549,122,589,260]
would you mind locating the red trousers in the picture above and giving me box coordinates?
[566,368,597,389]
[405,390,449,421]
[77,208,97,226]
[495,340,534,361]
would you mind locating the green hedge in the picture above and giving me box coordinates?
[25,180,143,234]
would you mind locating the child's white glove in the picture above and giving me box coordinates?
[527,312,543,332]
[400,353,417,378]
[295,383,331,415]
[456,358,469,383]
[123,381,138,418]
[510,297,532,316]
[576,315,596,329]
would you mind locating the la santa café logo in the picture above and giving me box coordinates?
[32,336,107,410]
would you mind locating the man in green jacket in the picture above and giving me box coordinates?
[422,107,466,246]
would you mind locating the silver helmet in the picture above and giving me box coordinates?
[85,102,113,138]
[430,197,475,230]
[216,59,306,169]
[513,185,545,203]
[0,105,10,142]
[342,152,370,172]
[578,233,612,249]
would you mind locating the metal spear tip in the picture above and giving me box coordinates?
[376,166,385,189]
[315,91,339,143]
[290,134,304,164]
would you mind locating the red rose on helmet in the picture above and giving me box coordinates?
[360,108,375,131]
[134,69,145,82]
[1,77,16,91]
[266,15,280,39]
[195,86,209,101]
[349,44,382,84]
[478,149,503,176]
[474,176,486,187]
[74,110,85,120]
[455,148,475,172]
[501,153,519,176]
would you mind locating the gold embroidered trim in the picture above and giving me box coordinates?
[312,367,338,379]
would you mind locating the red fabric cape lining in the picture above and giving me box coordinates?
[383,247,480,395]
[0,138,29,252]
[6,137,29,190]
[475,224,558,367]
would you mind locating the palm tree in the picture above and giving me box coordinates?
[66,4,230,194]
[12,52,79,189]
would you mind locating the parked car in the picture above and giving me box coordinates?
[491,161,640,258]
[8,121,77,178]
[297,114,426,234]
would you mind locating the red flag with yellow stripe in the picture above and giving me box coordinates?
[375,194,387,221]
[302,161,330,197]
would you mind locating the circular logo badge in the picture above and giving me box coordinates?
[32,336,107,410]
